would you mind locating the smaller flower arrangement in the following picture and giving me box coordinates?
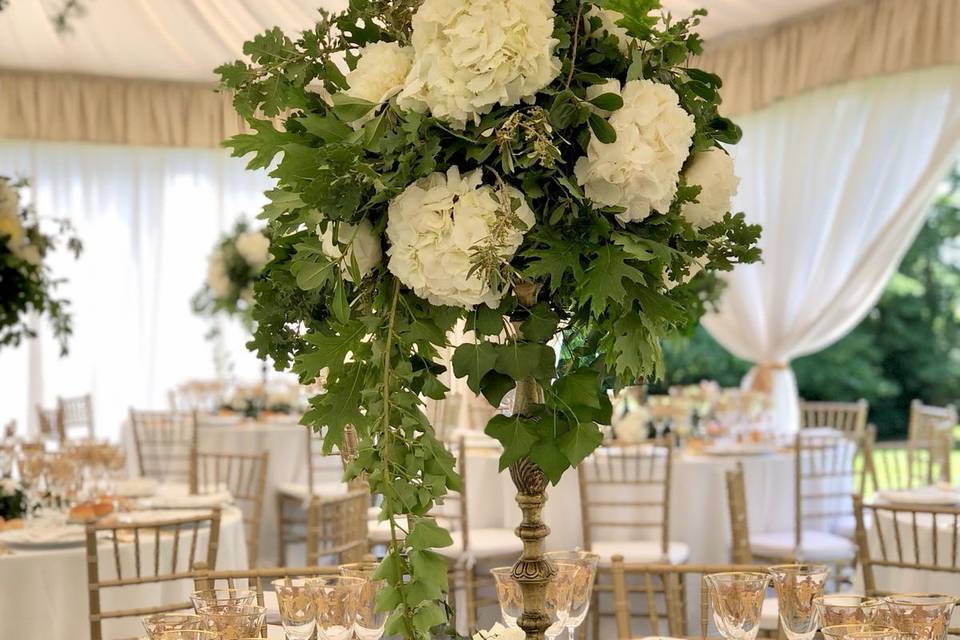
[192,221,271,329]
[473,624,525,640]
[220,382,304,419]
[0,176,82,355]
[0,477,28,523]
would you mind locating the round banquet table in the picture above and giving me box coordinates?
[0,506,247,640]
[122,414,308,564]
[465,439,815,564]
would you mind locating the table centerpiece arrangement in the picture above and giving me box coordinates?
[218,0,761,637]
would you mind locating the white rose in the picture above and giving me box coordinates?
[387,166,534,308]
[575,79,695,224]
[681,147,739,229]
[0,211,25,250]
[398,0,561,128]
[318,219,383,282]
[345,41,413,105]
[205,249,232,298]
[0,178,19,217]
[588,7,633,55]
[235,230,270,269]
[473,623,525,640]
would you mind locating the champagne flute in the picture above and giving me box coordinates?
[491,567,523,628]
[545,550,599,640]
[704,572,770,640]
[768,564,829,640]
[340,562,386,640]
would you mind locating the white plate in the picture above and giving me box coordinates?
[0,524,86,548]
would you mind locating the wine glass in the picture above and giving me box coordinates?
[491,567,523,628]
[883,594,958,640]
[158,632,219,640]
[340,562,386,640]
[814,595,883,627]
[821,624,901,640]
[313,575,365,640]
[704,572,770,640]
[272,578,318,640]
[189,588,258,613]
[544,563,580,639]
[198,604,265,639]
[141,613,202,640]
[768,564,829,640]
[545,550,599,640]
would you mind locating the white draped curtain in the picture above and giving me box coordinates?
[0,141,274,441]
[704,66,960,433]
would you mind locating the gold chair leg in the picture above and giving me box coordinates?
[276,493,287,566]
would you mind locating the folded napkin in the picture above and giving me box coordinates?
[140,490,233,509]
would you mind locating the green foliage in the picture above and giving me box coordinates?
[218,1,761,636]
[0,177,82,356]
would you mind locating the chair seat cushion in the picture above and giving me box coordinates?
[276,481,346,503]
[276,482,309,500]
[760,596,779,630]
[749,530,856,562]
[367,517,393,544]
[436,528,523,559]
[591,540,691,565]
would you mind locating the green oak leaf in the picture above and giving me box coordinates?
[579,245,645,316]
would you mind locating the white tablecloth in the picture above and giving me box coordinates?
[0,506,247,640]
[122,415,308,564]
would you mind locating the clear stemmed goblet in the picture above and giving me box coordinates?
[544,563,580,639]
[189,588,258,613]
[272,578,318,640]
[705,572,771,640]
[198,604,265,639]
[768,564,829,640]
[340,562,386,640]
[883,594,958,640]
[814,595,883,627]
[141,613,202,640]
[821,624,900,640]
[491,567,523,628]
[545,550,600,640]
[313,575,365,640]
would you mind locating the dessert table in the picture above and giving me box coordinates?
[0,502,247,640]
[121,414,307,564]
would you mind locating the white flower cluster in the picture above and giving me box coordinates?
[473,623,525,640]
[680,147,739,229]
[205,249,232,298]
[319,219,383,282]
[397,0,561,128]
[235,230,271,269]
[575,79,695,224]
[344,41,413,106]
[0,179,40,266]
[386,167,534,308]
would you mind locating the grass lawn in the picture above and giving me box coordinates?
[855,426,960,493]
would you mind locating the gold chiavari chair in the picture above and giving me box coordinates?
[579,439,687,639]
[908,399,957,483]
[863,424,946,492]
[434,436,522,635]
[725,463,753,565]
[192,450,269,567]
[799,399,869,439]
[129,409,198,484]
[853,495,960,637]
[85,508,222,640]
[748,432,859,573]
[305,489,369,566]
[610,558,776,640]
[35,403,61,444]
[275,426,355,565]
[57,393,95,443]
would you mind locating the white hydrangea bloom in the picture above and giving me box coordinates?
[0,179,19,217]
[345,41,414,105]
[205,249,232,298]
[588,7,632,55]
[318,219,383,282]
[397,0,561,128]
[386,167,534,308]
[680,147,739,229]
[574,79,695,224]
[0,211,25,250]
[472,623,525,640]
[235,231,271,269]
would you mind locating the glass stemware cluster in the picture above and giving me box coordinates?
[492,550,600,639]
[706,564,958,640]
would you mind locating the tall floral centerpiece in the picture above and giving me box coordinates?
[219,1,761,638]
[0,176,81,355]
